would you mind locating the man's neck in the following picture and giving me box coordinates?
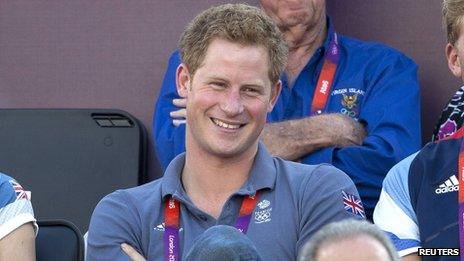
[181,140,257,219]
[282,17,328,87]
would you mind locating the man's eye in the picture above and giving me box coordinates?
[243,87,259,94]
[210,82,226,88]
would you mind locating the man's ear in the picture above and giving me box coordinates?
[267,80,282,112]
[176,63,191,98]
[446,43,462,79]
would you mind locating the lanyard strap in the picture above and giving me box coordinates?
[163,192,260,261]
[164,197,180,261]
[310,32,340,115]
[457,129,464,260]
[235,193,259,233]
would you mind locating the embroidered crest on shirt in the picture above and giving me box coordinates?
[254,200,272,224]
[342,93,358,110]
[342,190,365,218]
[331,88,363,118]
[8,179,31,200]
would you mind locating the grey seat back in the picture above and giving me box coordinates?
[0,109,148,232]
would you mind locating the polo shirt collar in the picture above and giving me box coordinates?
[236,142,276,196]
[161,153,185,199]
[161,142,277,199]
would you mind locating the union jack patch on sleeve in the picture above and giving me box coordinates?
[8,179,31,201]
[342,190,365,218]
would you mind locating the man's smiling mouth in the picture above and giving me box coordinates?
[211,118,244,130]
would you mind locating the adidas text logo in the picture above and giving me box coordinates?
[435,175,459,194]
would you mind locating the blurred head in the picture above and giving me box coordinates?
[179,3,288,85]
[260,0,326,31]
[443,0,464,81]
[298,219,399,261]
[176,4,287,159]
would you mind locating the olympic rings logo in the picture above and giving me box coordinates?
[340,108,356,117]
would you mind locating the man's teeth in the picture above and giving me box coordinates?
[212,118,241,129]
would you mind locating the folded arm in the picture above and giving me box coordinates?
[87,191,144,261]
[261,113,366,161]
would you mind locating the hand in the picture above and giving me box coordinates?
[121,243,146,261]
[170,98,187,127]
[333,115,367,147]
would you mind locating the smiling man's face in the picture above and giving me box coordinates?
[177,38,281,159]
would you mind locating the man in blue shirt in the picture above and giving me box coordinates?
[153,0,421,219]
[88,4,362,260]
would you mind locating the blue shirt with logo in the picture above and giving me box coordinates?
[374,137,461,260]
[87,143,362,260]
[153,20,421,219]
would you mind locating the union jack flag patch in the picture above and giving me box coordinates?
[8,179,31,200]
[342,190,365,218]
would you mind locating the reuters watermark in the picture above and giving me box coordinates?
[418,248,459,256]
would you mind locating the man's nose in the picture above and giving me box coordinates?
[219,89,244,116]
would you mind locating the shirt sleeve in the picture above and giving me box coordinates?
[153,50,187,171]
[87,190,143,261]
[301,52,421,217]
[373,152,420,257]
[297,164,364,255]
[0,175,37,239]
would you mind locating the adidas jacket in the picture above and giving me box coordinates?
[373,137,461,260]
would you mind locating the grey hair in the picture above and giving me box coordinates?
[443,0,464,45]
[298,219,400,261]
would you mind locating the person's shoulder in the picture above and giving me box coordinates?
[384,152,418,185]
[273,158,352,188]
[273,157,318,180]
[0,172,13,185]
[97,178,164,212]
[409,138,461,183]
[339,34,415,64]
[415,138,460,169]
[116,178,163,201]
[0,172,18,207]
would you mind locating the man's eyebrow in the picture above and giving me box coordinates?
[206,76,228,82]
[243,80,266,88]
[204,75,266,88]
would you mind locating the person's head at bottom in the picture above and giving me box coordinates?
[184,225,262,261]
[298,219,399,261]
